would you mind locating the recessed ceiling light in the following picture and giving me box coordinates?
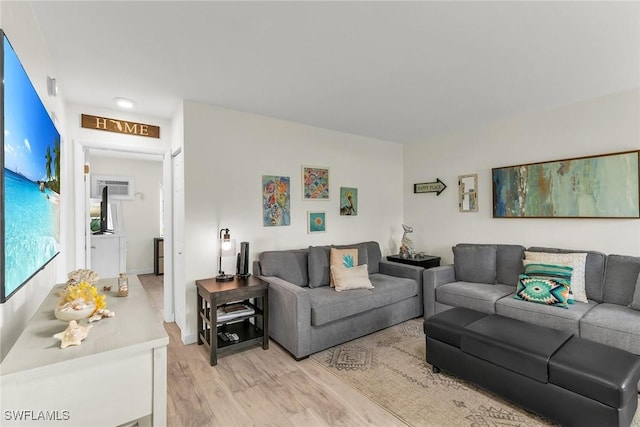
[114,97,135,109]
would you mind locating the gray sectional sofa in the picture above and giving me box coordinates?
[424,243,640,389]
[253,241,423,359]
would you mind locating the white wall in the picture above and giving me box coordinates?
[178,101,404,343]
[404,89,640,265]
[89,155,163,274]
[0,1,69,360]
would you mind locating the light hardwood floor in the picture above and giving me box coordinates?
[139,274,407,427]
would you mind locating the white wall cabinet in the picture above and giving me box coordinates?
[91,234,126,278]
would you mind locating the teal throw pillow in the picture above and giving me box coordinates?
[523,262,575,304]
[515,274,570,309]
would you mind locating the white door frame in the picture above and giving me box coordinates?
[73,139,174,322]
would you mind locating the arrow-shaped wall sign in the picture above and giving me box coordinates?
[414,178,447,195]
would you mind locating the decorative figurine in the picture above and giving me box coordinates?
[401,224,415,257]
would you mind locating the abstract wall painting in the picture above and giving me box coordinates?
[339,187,358,216]
[262,175,291,226]
[307,211,326,233]
[492,151,639,218]
[302,166,329,200]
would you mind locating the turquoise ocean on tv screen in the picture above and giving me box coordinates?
[4,169,60,296]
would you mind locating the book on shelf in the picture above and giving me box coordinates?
[216,303,255,322]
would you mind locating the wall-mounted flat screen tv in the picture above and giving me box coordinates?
[1,29,61,303]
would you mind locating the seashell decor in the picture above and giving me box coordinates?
[53,320,92,349]
[66,269,100,286]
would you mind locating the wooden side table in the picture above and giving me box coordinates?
[387,254,441,269]
[196,276,269,366]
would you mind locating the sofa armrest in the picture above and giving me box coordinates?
[379,260,424,286]
[423,265,456,318]
[256,275,312,359]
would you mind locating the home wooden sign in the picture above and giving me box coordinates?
[81,114,160,138]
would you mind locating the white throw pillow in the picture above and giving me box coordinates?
[330,247,358,287]
[524,252,588,303]
[331,264,374,292]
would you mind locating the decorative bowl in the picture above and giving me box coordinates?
[54,304,95,322]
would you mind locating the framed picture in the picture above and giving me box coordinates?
[262,175,291,226]
[458,174,478,212]
[492,150,640,218]
[339,187,358,216]
[307,211,326,233]
[302,166,329,200]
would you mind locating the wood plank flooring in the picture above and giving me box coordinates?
[138,274,406,427]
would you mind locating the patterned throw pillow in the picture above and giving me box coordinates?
[524,251,588,303]
[523,261,575,304]
[330,248,358,287]
[515,274,570,309]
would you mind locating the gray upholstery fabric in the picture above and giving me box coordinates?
[631,273,640,311]
[349,241,382,274]
[436,281,512,314]
[379,260,423,285]
[369,274,418,308]
[258,250,309,287]
[423,265,456,318]
[495,295,598,336]
[308,245,331,288]
[496,245,526,286]
[527,247,606,302]
[602,255,640,306]
[580,303,640,354]
[452,245,497,284]
[309,287,374,326]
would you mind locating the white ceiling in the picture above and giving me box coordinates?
[31,1,640,143]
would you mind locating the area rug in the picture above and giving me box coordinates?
[311,318,640,427]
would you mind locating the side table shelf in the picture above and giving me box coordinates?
[196,276,269,366]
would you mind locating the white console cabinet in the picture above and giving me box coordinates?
[91,234,126,278]
[0,276,168,426]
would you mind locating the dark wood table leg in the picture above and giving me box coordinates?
[210,294,218,366]
[262,289,269,350]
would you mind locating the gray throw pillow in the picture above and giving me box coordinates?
[259,250,309,287]
[453,244,497,284]
[308,246,331,288]
[630,273,640,311]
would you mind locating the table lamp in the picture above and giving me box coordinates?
[216,228,236,282]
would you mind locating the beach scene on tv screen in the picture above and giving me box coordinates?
[3,34,60,299]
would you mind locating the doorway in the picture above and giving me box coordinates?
[74,140,174,323]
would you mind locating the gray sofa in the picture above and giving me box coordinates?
[253,241,423,359]
[424,243,640,389]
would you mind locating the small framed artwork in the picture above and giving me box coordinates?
[302,166,329,200]
[262,175,291,226]
[307,211,326,233]
[458,174,478,212]
[339,187,358,216]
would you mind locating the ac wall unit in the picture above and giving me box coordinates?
[91,175,135,200]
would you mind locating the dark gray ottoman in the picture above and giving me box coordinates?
[424,308,640,427]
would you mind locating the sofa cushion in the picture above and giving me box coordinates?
[258,250,309,287]
[308,245,331,288]
[602,255,640,306]
[631,274,640,311]
[527,247,606,302]
[436,281,513,314]
[496,244,526,286]
[331,264,374,292]
[524,251,588,303]
[495,294,597,336]
[580,303,640,355]
[369,273,418,308]
[452,245,497,284]
[330,247,359,287]
[514,274,570,309]
[309,287,374,326]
